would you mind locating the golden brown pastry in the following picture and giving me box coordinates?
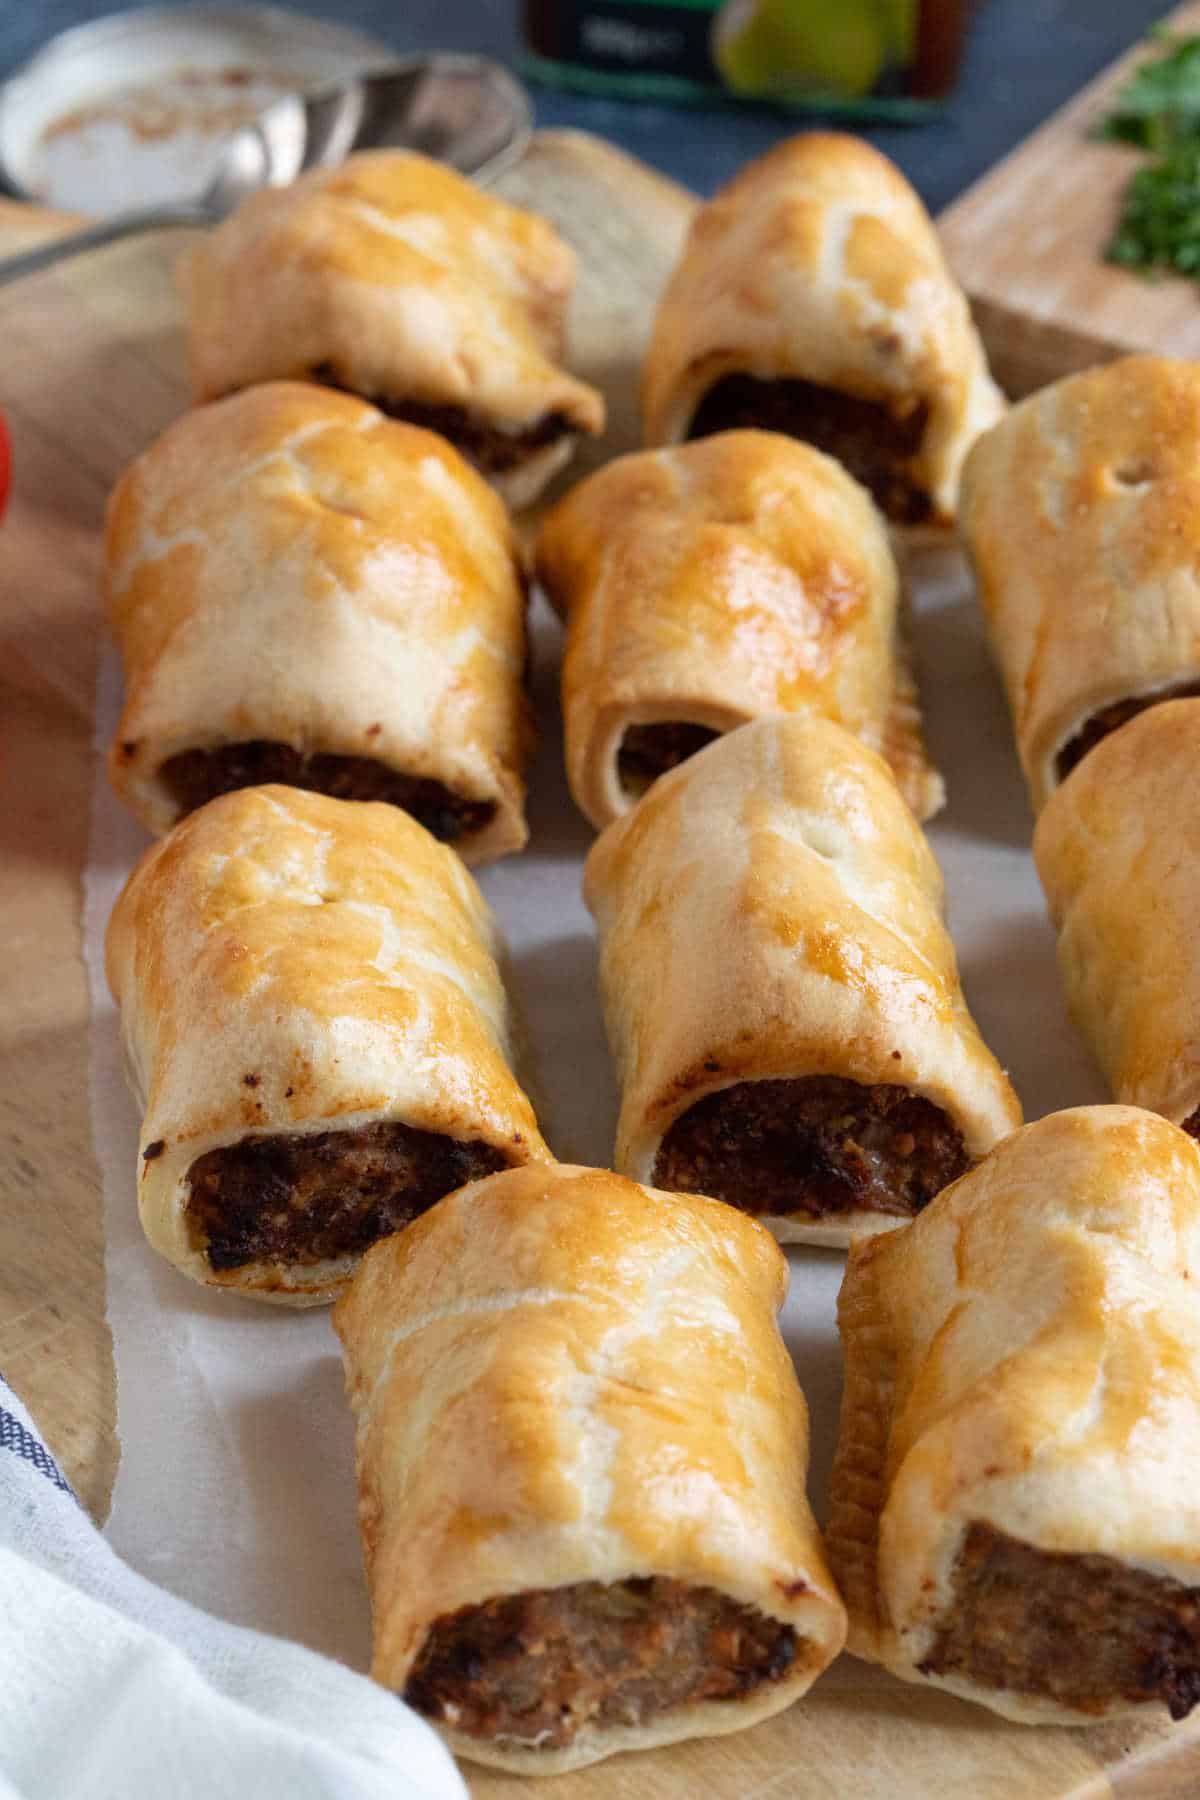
[104,784,550,1305]
[1033,699,1200,1133]
[642,133,1004,525]
[180,150,605,508]
[583,715,1020,1246]
[961,354,1200,814]
[536,429,943,830]
[105,382,534,864]
[334,1161,847,1773]
[827,1104,1200,1725]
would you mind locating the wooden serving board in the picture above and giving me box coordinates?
[3,110,1200,1800]
[939,0,1200,397]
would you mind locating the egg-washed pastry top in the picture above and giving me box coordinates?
[179,149,605,508]
[105,382,534,864]
[641,132,1004,525]
[1034,698,1200,1133]
[583,714,1020,1247]
[827,1105,1200,1725]
[105,784,550,1305]
[334,1161,847,1774]
[960,354,1200,814]
[536,430,944,830]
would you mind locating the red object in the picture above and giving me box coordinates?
[0,410,9,521]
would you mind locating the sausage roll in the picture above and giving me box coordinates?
[536,430,944,830]
[179,149,605,508]
[827,1104,1200,1724]
[961,355,1200,814]
[104,784,550,1305]
[1034,699,1200,1133]
[105,382,534,864]
[641,133,1004,525]
[583,715,1020,1247]
[334,1161,847,1773]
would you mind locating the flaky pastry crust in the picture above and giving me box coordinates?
[961,354,1200,813]
[583,715,1020,1246]
[641,133,1004,524]
[105,382,534,863]
[105,785,550,1304]
[180,150,604,507]
[1034,699,1200,1127]
[827,1105,1200,1723]
[536,430,943,829]
[333,1161,846,1773]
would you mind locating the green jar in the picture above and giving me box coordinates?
[521,0,968,117]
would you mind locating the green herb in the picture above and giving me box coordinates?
[1101,29,1200,154]
[1101,30,1200,277]
[1108,140,1200,274]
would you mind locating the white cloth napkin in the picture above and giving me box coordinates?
[0,1374,467,1800]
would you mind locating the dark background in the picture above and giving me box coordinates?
[0,0,1170,204]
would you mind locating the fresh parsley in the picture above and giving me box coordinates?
[1103,30,1200,276]
[1102,28,1200,152]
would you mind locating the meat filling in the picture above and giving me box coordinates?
[653,1075,968,1220]
[186,1120,509,1272]
[687,374,932,524]
[1055,680,1200,784]
[920,1521,1200,1721]
[617,721,722,797]
[404,1576,798,1748]
[1183,1107,1200,1141]
[160,743,495,844]
[308,363,572,475]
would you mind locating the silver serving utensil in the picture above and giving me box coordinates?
[0,55,531,289]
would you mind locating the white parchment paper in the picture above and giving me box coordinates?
[82,545,1107,1669]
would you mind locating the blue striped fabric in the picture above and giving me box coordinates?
[0,1379,73,1497]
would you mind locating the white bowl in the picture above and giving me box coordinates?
[0,5,395,214]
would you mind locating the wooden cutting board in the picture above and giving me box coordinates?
[3,95,1200,1800]
[939,0,1200,397]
